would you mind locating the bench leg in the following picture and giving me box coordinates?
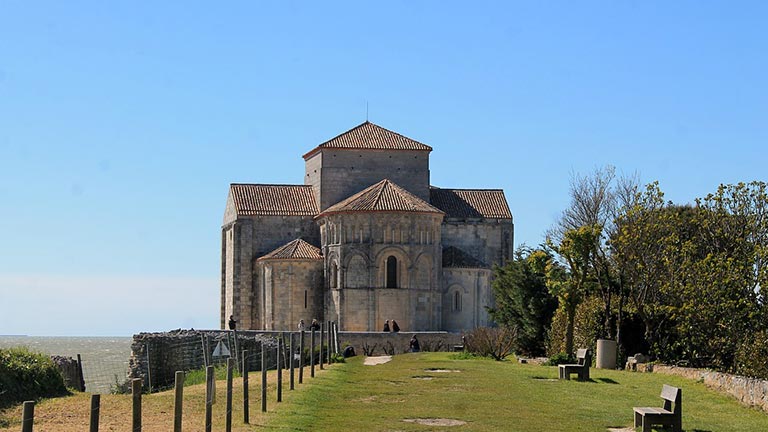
[634,412,641,428]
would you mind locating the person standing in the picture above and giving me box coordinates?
[391,320,400,332]
[228,315,237,330]
[298,319,306,331]
[383,320,391,332]
[310,319,320,331]
[409,335,420,352]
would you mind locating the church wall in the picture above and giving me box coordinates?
[259,260,323,331]
[222,215,320,330]
[441,268,493,332]
[304,152,322,208]
[319,211,443,331]
[309,149,430,210]
[441,219,514,267]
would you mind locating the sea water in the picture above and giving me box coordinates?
[0,336,133,394]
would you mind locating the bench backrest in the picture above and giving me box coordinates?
[576,349,590,367]
[660,384,682,415]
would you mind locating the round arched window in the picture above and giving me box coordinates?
[386,256,398,288]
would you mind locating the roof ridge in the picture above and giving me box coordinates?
[373,179,388,209]
[430,186,505,192]
[231,183,311,187]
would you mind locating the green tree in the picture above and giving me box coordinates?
[489,247,557,356]
[546,225,601,355]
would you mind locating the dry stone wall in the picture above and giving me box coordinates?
[338,332,463,356]
[653,365,768,413]
[129,330,279,391]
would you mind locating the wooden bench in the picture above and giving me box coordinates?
[558,348,591,380]
[633,384,682,432]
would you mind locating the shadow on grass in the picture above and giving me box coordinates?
[595,378,619,384]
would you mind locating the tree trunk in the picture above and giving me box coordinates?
[565,305,576,356]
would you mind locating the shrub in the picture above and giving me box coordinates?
[0,347,68,407]
[545,352,576,366]
[546,295,602,356]
[463,326,517,361]
[733,329,768,380]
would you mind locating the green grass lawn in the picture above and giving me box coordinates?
[263,352,768,432]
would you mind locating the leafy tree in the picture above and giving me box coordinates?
[546,225,601,355]
[489,247,557,356]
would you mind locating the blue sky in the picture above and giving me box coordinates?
[1,2,766,336]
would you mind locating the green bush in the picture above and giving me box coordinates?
[546,295,602,356]
[545,352,576,366]
[733,329,768,380]
[0,347,68,407]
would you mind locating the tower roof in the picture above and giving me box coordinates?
[319,179,443,216]
[430,187,513,219]
[229,184,319,216]
[303,121,432,159]
[258,239,323,261]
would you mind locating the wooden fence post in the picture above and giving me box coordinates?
[233,329,241,373]
[298,330,304,384]
[334,321,340,354]
[205,365,214,432]
[132,378,142,432]
[261,343,267,413]
[327,321,332,363]
[243,349,249,424]
[90,393,100,432]
[289,333,295,390]
[145,345,152,393]
[21,400,34,432]
[76,353,86,392]
[310,329,316,378]
[277,338,282,402]
[173,371,184,432]
[226,358,234,432]
[200,334,208,368]
[319,323,324,370]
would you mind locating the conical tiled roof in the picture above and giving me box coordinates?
[303,121,432,159]
[257,239,323,261]
[319,179,444,216]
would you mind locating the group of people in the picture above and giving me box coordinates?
[297,318,321,331]
[230,314,419,352]
[382,319,400,332]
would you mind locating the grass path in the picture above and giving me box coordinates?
[265,353,768,432]
[2,353,767,431]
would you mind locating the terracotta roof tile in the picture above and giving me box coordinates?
[442,246,488,268]
[230,184,318,216]
[430,187,512,219]
[303,121,432,158]
[258,239,323,261]
[320,179,444,216]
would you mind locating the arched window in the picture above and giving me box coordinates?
[454,291,462,312]
[330,262,338,288]
[386,256,398,288]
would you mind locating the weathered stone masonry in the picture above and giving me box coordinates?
[222,121,514,332]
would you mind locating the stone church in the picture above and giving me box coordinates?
[221,121,514,332]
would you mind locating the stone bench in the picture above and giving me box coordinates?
[633,384,682,432]
[558,348,591,381]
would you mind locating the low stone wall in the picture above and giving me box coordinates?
[51,355,84,391]
[128,329,462,392]
[653,365,768,413]
[337,332,463,356]
[129,330,279,391]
